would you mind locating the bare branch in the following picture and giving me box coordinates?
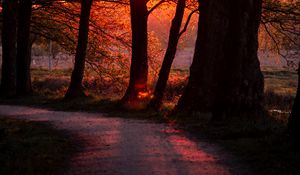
[179,9,198,37]
[147,0,165,15]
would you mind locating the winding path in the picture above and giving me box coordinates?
[0,105,248,175]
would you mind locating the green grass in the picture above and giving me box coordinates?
[0,116,77,175]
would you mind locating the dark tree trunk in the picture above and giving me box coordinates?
[288,63,300,141]
[149,0,186,109]
[16,0,33,96]
[121,0,148,104]
[176,0,264,119]
[65,0,93,99]
[1,0,18,97]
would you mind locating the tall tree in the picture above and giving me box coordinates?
[1,0,18,97]
[121,0,149,104]
[176,0,264,120]
[149,0,187,109]
[65,0,93,99]
[16,0,33,95]
[288,63,300,142]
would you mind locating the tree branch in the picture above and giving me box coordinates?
[147,0,165,15]
[179,9,198,37]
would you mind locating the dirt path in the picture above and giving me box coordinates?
[0,105,248,175]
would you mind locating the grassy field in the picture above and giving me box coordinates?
[0,116,77,175]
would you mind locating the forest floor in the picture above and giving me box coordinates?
[0,105,251,175]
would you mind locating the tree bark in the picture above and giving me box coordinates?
[288,63,300,141]
[149,0,186,109]
[176,0,264,119]
[65,0,93,99]
[16,0,33,96]
[1,0,18,97]
[121,0,149,104]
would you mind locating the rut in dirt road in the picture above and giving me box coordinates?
[0,105,248,175]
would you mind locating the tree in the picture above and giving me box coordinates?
[21,1,133,97]
[1,0,18,97]
[121,0,169,106]
[65,0,93,99]
[121,0,149,104]
[16,0,33,95]
[176,0,264,120]
[149,0,199,110]
[149,0,187,109]
[288,63,300,142]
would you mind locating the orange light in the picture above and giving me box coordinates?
[138,91,154,99]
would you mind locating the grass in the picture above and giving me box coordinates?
[263,68,298,96]
[0,116,77,175]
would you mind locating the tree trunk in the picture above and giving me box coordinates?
[16,0,33,96]
[121,0,148,104]
[288,63,300,141]
[1,0,18,97]
[65,0,93,99]
[176,0,264,119]
[149,0,186,109]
